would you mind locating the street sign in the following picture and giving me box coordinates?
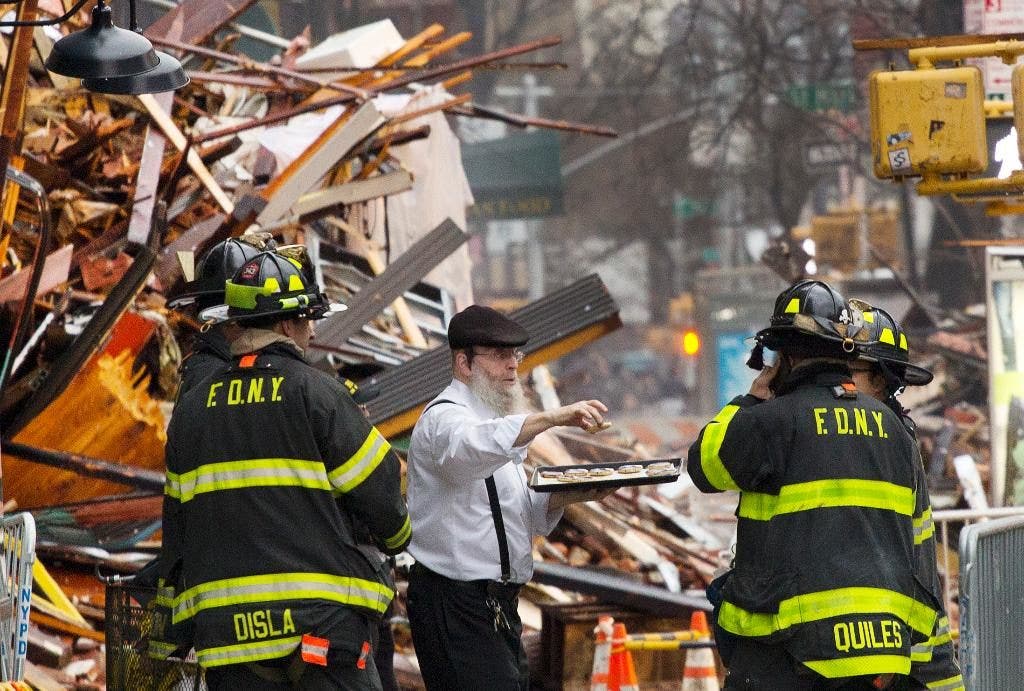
[786,82,858,114]
[672,195,715,220]
[462,130,564,220]
[802,140,859,171]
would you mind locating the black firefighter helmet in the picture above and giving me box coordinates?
[754,279,866,358]
[166,236,270,310]
[850,299,933,387]
[219,250,332,323]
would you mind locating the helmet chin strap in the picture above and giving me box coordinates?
[877,360,907,418]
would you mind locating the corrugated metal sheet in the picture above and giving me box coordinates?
[958,515,1024,690]
[363,273,620,428]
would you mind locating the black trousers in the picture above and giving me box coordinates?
[406,562,528,691]
[723,639,921,690]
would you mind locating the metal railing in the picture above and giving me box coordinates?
[931,506,1024,620]
[956,513,1024,691]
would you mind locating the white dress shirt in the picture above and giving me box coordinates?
[406,379,562,584]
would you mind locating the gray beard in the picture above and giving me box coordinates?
[469,368,527,416]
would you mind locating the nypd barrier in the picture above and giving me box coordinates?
[958,513,1024,691]
[0,513,34,682]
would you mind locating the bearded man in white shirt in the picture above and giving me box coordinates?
[406,304,612,690]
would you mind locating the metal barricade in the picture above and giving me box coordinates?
[931,507,1024,621]
[0,512,35,682]
[104,577,205,691]
[957,514,1024,691]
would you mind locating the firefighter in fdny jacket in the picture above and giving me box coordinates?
[688,280,943,690]
[157,249,411,690]
[846,301,964,691]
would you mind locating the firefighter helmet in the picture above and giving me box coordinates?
[755,280,865,356]
[166,236,271,310]
[850,299,933,386]
[218,250,331,323]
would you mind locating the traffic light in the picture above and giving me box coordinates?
[869,66,987,178]
[677,328,701,357]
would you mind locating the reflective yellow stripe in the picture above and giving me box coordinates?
[739,479,914,520]
[173,572,393,623]
[165,459,330,502]
[785,297,801,313]
[328,428,390,494]
[913,507,934,545]
[198,636,303,668]
[384,515,412,550]
[926,675,965,691]
[698,405,740,491]
[718,587,937,638]
[803,654,909,678]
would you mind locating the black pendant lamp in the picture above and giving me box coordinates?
[44,0,189,94]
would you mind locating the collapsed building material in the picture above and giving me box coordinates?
[309,217,466,354]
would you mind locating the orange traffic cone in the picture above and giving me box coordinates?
[590,615,615,691]
[682,611,720,691]
[608,622,639,691]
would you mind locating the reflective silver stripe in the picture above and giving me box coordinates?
[911,643,933,662]
[173,572,392,622]
[328,429,390,494]
[198,636,302,668]
[914,507,935,544]
[170,459,330,503]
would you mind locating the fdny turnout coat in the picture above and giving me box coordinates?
[158,342,411,669]
[687,363,944,680]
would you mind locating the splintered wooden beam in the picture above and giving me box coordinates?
[138,93,234,215]
[126,93,171,245]
[144,0,257,46]
[269,169,413,227]
[302,23,447,106]
[254,100,385,227]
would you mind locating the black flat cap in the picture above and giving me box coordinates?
[447,305,529,349]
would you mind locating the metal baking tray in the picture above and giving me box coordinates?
[528,458,682,493]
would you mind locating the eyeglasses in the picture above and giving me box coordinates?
[471,348,525,364]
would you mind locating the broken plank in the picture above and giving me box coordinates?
[263,169,413,229]
[138,93,234,215]
[127,95,172,245]
[30,611,105,643]
[0,243,71,303]
[254,100,384,227]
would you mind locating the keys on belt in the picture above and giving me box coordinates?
[486,595,511,633]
